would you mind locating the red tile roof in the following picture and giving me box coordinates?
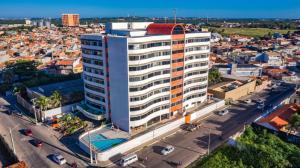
[258,104,299,130]
[55,60,73,66]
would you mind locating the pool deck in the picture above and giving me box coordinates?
[81,126,130,150]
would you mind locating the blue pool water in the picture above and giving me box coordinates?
[83,134,127,151]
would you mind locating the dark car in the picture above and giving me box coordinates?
[33,139,43,147]
[181,123,197,132]
[24,129,33,136]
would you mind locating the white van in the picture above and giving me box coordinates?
[120,154,138,167]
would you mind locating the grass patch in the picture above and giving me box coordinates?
[211,27,295,38]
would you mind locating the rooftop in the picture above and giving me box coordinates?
[29,79,83,97]
[258,104,300,131]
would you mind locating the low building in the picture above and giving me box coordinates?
[55,58,82,75]
[213,63,262,77]
[257,104,300,133]
[208,77,256,101]
[17,79,84,121]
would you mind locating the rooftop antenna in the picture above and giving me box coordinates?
[173,8,177,24]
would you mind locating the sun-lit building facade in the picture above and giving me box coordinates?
[61,14,80,27]
[79,22,210,132]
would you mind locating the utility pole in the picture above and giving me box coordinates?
[31,98,38,125]
[208,128,211,155]
[173,8,177,24]
[9,128,16,155]
[88,131,93,164]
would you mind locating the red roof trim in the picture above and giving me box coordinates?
[146,23,185,35]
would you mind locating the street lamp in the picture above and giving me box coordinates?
[88,131,93,164]
[207,128,211,155]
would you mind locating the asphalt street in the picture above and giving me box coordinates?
[0,97,89,168]
[117,84,295,168]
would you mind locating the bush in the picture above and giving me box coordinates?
[189,127,300,168]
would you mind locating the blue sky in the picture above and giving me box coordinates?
[0,0,300,18]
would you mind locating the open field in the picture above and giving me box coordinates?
[211,27,296,37]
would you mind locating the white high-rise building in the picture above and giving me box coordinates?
[79,22,210,132]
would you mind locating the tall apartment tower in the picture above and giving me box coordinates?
[79,22,210,132]
[61,14,80,27]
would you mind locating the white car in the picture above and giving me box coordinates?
[257,105,264,109]
[52,154,67,165]
[218,109,229,116]
[244,99,252,104]
[161,145,175,155]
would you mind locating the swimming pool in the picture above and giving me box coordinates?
[83,134,127,151]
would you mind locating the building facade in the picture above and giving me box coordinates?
[80,22,211,132]
[61,14,80,27]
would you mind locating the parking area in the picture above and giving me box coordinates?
[114,83,295,168]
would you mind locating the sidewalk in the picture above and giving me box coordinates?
[97,105,226,167]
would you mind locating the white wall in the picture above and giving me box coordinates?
[108,36,130,132]
[44,103,78,120]
[78,99,225,164]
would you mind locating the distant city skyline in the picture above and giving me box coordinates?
[0,0,300,19]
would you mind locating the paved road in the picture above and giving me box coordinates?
[117,84,295,168]
[0,97,89,168]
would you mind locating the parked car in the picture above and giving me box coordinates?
[24,129,32,136]
[52,154,67,165]
[120,154,138,167]
[218,109,229,116]
[33,139,43,147]
[257,104,264,110]
[161,145,175,155]
[257,99,264,104]
[181,123,197,132]
[244,99,252,104]
[13,110,22,117]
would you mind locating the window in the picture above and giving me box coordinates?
[128,41,171,50]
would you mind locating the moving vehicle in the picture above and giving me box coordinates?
[24,129,32,136]
[161,145,175,155]
[52,154,67,165]
[33,139,43,147]
[120,154,138,167]
[218,109,229,116]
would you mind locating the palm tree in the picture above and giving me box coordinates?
[50,91,62,108]
[36,96,50,111]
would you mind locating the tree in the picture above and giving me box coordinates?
[50,91,62,108]
[5,60,40,79]
[288,114,300,133]
[208,69,222,85]
[36,96,50,111]
[2,69,14,84]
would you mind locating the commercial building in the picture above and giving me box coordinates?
[214,63,262,77]
[79,22,211,132]
[208,77,256,101]
[61,14,80,27]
